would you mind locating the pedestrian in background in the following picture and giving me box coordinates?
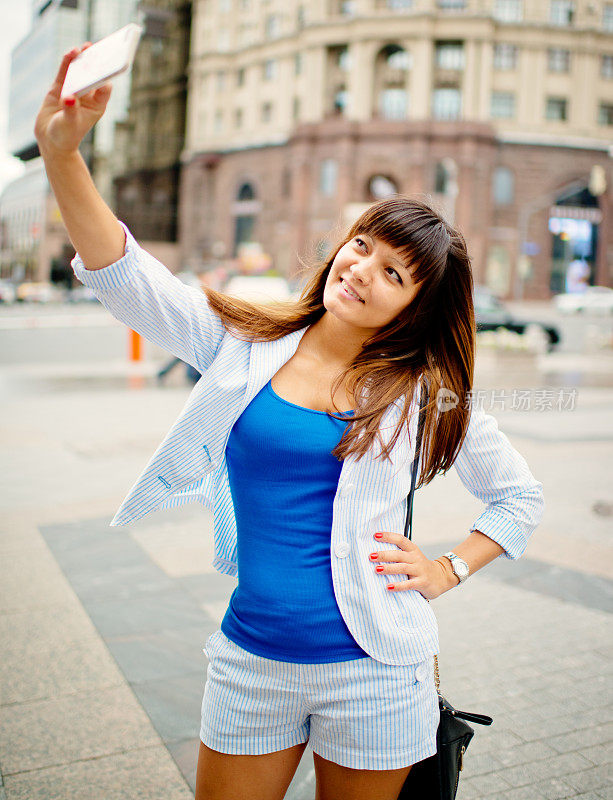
[35,46,544,800]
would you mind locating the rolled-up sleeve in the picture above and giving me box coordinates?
[453,404,545,560]
[71,222,226,373]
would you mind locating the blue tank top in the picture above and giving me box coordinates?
[220,379,370,663]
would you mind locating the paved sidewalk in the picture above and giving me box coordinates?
[0,360,611,799]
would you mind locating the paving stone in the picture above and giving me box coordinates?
[130,672,205,744]
[166,737,201,793]
[83,588,206,638]
[0,605,122,705]
[0,685,159,775]
[105,625,212,684]
[496,753,602,790]
[533,776,584,798]
[563,765,613,793]
[2,746,192,800]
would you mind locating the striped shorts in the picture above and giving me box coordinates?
[200,629,439,771]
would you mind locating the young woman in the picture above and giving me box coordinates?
[36,47,544,800]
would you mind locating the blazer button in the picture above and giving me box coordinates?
[334,542,351,558]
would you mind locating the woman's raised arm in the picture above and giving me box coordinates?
[34,45,125,269]
[33,45,227,374]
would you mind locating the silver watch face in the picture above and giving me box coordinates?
[455,559,470,579]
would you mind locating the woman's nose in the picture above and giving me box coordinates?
[350,259,373,283]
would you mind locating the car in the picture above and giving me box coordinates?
[67,285,99,303]
[16,281,64,303]
[552,286,613,314]
[474,286,560,352]
[0,279,17,303]
[223,275,292,302]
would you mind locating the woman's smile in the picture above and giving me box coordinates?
[339,278,365,303]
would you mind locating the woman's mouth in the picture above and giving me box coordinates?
[340,278,365,303]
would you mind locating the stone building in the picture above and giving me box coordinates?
[179,0,613,299]
[113,0,192,269]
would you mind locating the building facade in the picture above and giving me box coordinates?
[179,0,613,298]
[113,0,191,267]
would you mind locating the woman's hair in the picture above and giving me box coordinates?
[201,196,475,488]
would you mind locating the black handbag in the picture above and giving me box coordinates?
[397,381,493,800]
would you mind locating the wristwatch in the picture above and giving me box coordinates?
[442,551,470,584]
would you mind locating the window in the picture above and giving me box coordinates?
[265,14,280,38]
[601,54,613,78]
[493,0,523,22]
[234,108,243,128]
[340,0,356,14]
[387,0,412,7]
[237,68,245,87]
[263,60,276,80]
[435,42,465,70]
[217,71,225,91]
[493,43,518,70]
[262,102,273,123]
[545,96,568,120]
[437,0,466,9]
[379,88,408,119]
[293,96,301,120]
[338,47,351,72]
[219,0,230,11]
[605,5,613,31]
[334,89,349,114]
[320,159,338,196]
[550,0,574,25]
[297,5,306,28]
[434,162,449,194]
[432,88,462,119]
[387,48,411,70]
[492,167,514,205]
[491,91,515,118]
[214,110,223,133]
[547,48,570,72]
[218,29,230,51]
[237,183,255,201]
[368,175,398,199]
[598,103,613,125]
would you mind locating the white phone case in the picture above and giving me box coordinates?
[61,23,143,99]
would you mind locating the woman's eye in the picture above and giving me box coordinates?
[355,237,366,249]
[385,267,403,284]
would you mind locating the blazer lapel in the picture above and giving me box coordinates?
[237,324,310,417]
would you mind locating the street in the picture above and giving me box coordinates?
[0,301,611,800]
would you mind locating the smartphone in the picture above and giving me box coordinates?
[60,23,144,99]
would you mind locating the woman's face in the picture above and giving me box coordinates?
[323,233,420,331]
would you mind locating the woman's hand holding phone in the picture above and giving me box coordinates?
[34,44,113,157]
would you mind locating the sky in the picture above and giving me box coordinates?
[0,0,31,195]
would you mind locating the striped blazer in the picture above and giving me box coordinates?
[71,224,545,666]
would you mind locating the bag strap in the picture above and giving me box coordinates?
[401,380,442,690]
[404,380,428,541]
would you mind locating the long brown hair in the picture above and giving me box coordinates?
[201,196,475,488]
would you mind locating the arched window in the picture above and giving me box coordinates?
[233,181,259,255]
[492,167,514,205]
[367,174,399,200]
[237,182,256,201]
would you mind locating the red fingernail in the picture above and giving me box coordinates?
[64,97,75,106]
[374,532,383,539]
[369,552,378,560]
[375,566,384,573]
[386,584,394,590]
